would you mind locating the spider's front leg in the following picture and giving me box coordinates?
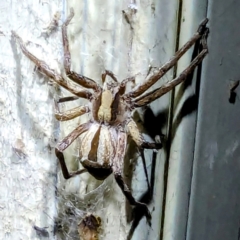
[101,70,118,83]
[124,18,209,99]
[62,8,100,91]
[112,131,151,223]
[54,96,90,121]
[55,122,90,179]
[134,28,209,107]
[12,31,92,99]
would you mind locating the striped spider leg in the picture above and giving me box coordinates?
[124,18,209,101]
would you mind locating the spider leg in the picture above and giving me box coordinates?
[12,31,92,99]
[62,8,100,91]
[114,174,151,223]
[127,118,162,192]
[101,69,118,83]
[133,31,208,107]
[125,18,209,98]
[54,97,90,121]
[112,131,151,222]
[119,76,135,93]
[121,76,135,86]
[127,119,162,149]
[57,96,79,103]
[55,122,90,179]
[55,149,88,179]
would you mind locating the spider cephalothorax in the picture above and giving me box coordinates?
[12,8,209,221]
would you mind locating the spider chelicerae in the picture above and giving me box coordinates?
[12,9,208,221]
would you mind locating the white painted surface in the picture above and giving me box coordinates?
[0,1,62,239]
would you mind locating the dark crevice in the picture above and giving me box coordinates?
[184,3,209,240]
[159,0,183,239]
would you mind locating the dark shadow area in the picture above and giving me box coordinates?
[126,151,158,240]
[124,106,166,239]
[228,80,239,104]
[159,30,206,239]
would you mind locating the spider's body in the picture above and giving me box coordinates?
[80,123,116,180]
[12,8,209,221]
[61,82,143,181]
[93,85,130,125]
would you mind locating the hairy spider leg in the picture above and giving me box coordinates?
[112,131,152,222]
[127,119,162,149]
[54,96,90,121]
[57,96,79,102]
[62,8,100,91]
[121,76,135,86]
[126,118,162,191]
[134,29,208,107]
[119,76,136,95]
[12,31,92,100]
[124,18,209,99]
[101,70,136,95]
[55,122,91,179]
[101,69,118,83]
[56,149,88,179]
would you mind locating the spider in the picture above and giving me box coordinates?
[78,214,101,240]
[12,9,208,222]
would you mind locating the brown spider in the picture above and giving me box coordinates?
[78,214,101,240]
[12,9,208,221]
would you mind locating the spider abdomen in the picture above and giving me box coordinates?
[79,123,117,180]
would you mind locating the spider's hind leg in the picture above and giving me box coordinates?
[55,122,90,179]
[114,172,151,223]
[113,130,152,223]
[55,149,87,179]
[127,118,162,194]
[127,119,162,150]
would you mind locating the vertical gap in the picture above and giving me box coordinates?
[159,0,183,239]
[183,40,203,240]
[184,3,209,239]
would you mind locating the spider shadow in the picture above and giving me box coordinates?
[125,36,204,239]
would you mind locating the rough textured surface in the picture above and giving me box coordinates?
[0,1,62,239]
